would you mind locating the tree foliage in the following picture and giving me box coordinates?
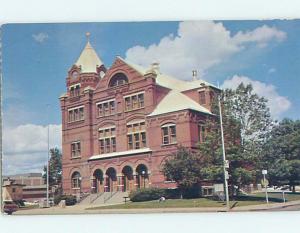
[162,147,203,193]
[43,147,62,186]
[262,119,300,191]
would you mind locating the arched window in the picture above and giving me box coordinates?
[161,123,177,145]
[71,171,81,189]
[109,73,128,87]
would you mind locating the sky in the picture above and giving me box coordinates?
[2,20,300,175]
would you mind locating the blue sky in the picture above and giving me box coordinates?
[2,20,300,174]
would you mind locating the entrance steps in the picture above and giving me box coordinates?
[78,191,129,206]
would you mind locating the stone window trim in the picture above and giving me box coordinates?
[71,141,81,159]
[124,91,145,112]
[126,120,147,150]
[96,99,116,118]
[68,106,84,123]
[161,123,177,145]
[99,126,116,154]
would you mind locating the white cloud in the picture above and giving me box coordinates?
[222,75,291,119]
[32,32,49,43]
[125,21,286,80]
[2,124,62,175]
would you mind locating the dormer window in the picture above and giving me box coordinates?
[109,73,128,87]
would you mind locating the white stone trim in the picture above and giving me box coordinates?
[88,148,152,161]
[96,98,116,106]
[123,91,145,99]
[68,105,84,111]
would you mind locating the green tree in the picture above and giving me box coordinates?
[43,147,62,186]
[199,83,272,195]
[262,119,300,192]
[162,146,203,198]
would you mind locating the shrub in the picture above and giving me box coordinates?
[129,188,165,202]
[54,194,77,206]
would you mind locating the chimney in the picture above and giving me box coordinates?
[151,62,160,74]
[192,70,197,81]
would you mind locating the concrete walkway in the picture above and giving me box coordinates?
[12,200,300,215]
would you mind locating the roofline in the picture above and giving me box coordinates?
[147,108,213,118]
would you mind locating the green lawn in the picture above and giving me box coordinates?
[86,192,300,210]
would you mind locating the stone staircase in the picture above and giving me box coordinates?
[78,191,129,206]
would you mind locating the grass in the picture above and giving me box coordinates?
[86,192,300,210]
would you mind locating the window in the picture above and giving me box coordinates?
[161,124,177,145]
[127,121,146,150]
[124,92,145,111]
[199,91,206,105]
[12,188,16,193]
[71,141,81,158]
[71,172,81,189]
[109,73,128,87]
[198,124,206,143]
[96,99,116,117]
[68,106,84,123]
[99,127,116,154]
[69,84,80,97]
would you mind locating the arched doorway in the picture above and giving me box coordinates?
[136,164,149,189]
[92,169,104,193]
[121,166,133,192]
[105,167,117,192]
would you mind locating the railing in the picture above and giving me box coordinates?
[90,192,104,204]
[103,191,118,203]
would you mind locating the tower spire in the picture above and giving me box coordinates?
[86,32,91,42]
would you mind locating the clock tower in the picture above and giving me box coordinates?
[66,32,106,97]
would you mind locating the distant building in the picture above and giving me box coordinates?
[2,179,25,202]
[3,173,50,202]
[60,34,219,196]
[3,173,44,186]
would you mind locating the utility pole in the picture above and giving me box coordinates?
[46,104,50,207]
[218,91,230,211]
[262,170,269,204]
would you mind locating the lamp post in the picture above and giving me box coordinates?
[142,170,146,188]
[262,169,269,204]
[46,104,50,208]
[218,90,230,211]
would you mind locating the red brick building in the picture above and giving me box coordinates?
[60,35,219,196]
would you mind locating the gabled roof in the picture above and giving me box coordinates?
[75,41,103,73]
[120,58,218,91]
[118,58,216,116]
[148,90,212,117]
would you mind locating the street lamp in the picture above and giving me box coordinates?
[142,170,146,188]
[218,88,230,211]
[262,169,269,204]
[46,104,50,208]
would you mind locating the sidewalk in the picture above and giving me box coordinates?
[12,200,300,215]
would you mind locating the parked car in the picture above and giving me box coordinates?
[3,201,19,215]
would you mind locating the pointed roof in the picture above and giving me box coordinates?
[148,90,212,117]
[75,36,103,73]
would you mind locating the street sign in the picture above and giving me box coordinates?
[224,160,229,169]
[225,171,229,180]
[262,170,268,175]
